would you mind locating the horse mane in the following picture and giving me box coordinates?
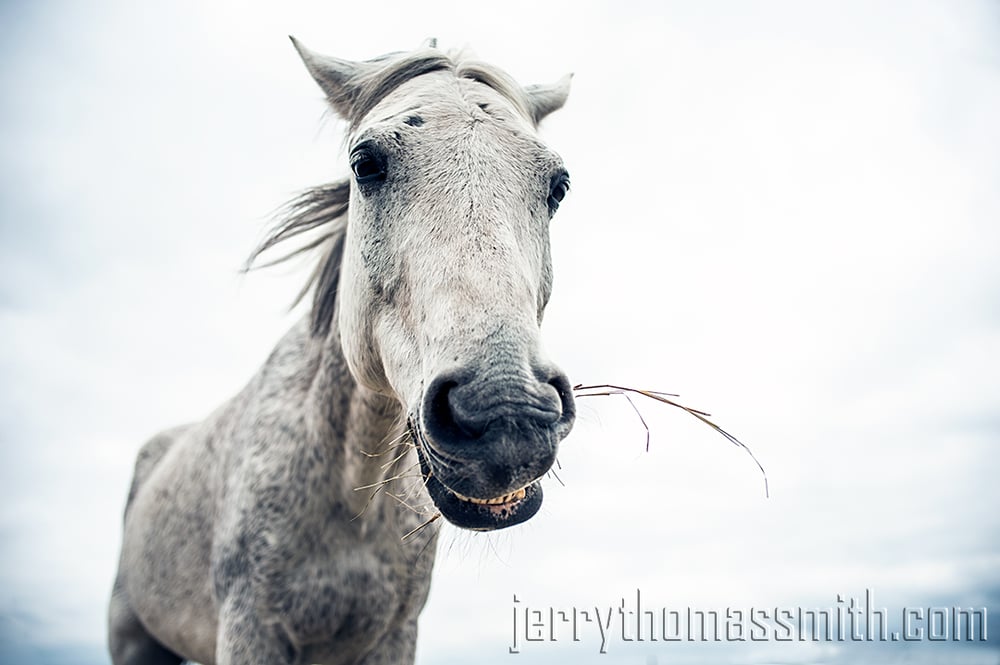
[247,49,536,337]
[247,180,350,337]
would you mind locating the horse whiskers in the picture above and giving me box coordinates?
[384,428,416,448]
[547,467,566,487]
[358,431,416,458]
[352,460,427,519]
[401,512,441,542]
[359,446,409,459]
[484,533,508,565]
[393,475,428,503]
[413,521,441,560]
[385,491,437,516]
[358,445,408,459]
[379,447,414,471]
[572,383,770,498]
[351,484,385,521]
[352,463,422,492]
[382,441,418,458]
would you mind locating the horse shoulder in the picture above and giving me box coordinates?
[123,424,192,515]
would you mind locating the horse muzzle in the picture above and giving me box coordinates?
[412,364,575,530]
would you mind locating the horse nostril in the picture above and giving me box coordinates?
[425,374,485,442]
[545,370,576,429]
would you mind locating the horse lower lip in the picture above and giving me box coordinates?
[412,429,545,528]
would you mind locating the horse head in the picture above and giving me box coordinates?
[294,40,576,530]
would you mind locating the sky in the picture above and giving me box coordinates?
[1,1,998,664]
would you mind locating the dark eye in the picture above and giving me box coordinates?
[350,145,387,187]
[548,173,570,212]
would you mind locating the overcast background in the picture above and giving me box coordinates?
[1,1,998,664]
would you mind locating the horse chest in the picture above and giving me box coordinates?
[252,523,435,658]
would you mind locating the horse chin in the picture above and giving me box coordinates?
[413,438,544,531]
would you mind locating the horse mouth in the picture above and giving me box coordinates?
[411,425,545,531]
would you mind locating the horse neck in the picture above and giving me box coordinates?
[300,315,415,517]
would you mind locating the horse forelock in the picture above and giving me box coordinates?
[248,48,539,337]
[347,49,536,130]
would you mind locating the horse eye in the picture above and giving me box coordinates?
[350,147,387,186]
[548,173,570,212]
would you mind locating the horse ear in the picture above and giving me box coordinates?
[524,73,572,125]
[290,36,376,119]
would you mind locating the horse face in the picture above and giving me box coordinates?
[298,44,576,530]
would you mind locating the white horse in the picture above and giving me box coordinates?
[108,39,575,665]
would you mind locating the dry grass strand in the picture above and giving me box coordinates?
[573,383,770,498]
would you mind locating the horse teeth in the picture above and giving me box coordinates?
[453,487,527,506]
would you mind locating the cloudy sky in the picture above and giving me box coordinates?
[1,1,998,663]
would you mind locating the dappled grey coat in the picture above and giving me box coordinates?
[109,38,575,665]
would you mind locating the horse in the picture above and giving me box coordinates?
[108,38,576,665]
